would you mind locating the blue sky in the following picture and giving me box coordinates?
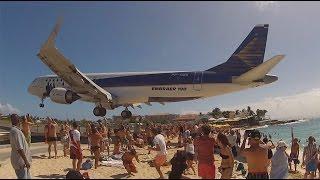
[1,2,320,120]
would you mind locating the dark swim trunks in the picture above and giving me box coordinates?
[47,136,58,142]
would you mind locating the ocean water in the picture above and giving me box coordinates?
[255,118,320,149]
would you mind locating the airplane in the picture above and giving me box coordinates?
[28,19,285,119]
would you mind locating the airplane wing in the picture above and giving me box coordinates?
[37,18,113,104]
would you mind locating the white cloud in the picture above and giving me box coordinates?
[254,1,279,11]
[0,102,20,115]
[223,88,320,120]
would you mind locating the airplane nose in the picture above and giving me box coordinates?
[28,84,34,94]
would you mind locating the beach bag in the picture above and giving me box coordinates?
[236,162,245,171]
[82,159,93,170]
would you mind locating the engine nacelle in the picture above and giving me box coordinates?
[49,88,80,104]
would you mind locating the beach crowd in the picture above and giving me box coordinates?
[7,113,320,179]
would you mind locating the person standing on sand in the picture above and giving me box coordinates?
[88,125,103,169]
[97,120,109,155]
[69,121,83,171]
[302,136,318,179]
[148,127,167,179]
[289,127,300,172]
[22,114,34,147]
[60,123,69,157]
[44,117,58,159]
[239,129,270,179]
[217,132,234,179]
[270,141,289,179]
[194,125,216,179]
[236,130,241,146]
[9,114,32,179]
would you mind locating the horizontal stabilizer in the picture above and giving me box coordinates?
[233,55,285,83]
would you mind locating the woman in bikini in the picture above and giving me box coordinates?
[217,132,234,179]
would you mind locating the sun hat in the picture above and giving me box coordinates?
[277,140,288,148]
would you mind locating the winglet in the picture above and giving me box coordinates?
[42,17,63,49]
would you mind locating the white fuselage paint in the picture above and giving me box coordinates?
[28,71,266,109]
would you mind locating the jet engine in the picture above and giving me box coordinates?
[49,88,80,104]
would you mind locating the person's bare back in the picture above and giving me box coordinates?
[46,123,57,137]
[243,146,270,173]
[291,143,299,154]
[90,133,103,147]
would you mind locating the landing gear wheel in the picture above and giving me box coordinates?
[121,110,132,119]
[93,107,107,117]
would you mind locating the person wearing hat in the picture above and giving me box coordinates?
[270,140,289,179]
[239,129,270,179]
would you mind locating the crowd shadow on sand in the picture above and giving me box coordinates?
[31,154,47,159]
[35,173,65,179]
[110,173,130,179]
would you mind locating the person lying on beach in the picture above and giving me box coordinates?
[122,147,140,176]
[89,125,103,169]
[22,114,34,147]
[44,117,58,159]
[239,129,270,179]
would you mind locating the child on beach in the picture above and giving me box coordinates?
[122,147,140,176]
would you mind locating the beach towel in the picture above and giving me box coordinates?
[270,148,288,179]
[111,153,123,160]
[101,159,124,168]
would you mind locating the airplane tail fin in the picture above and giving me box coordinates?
[233,55,285,83]
[206,24,269,76]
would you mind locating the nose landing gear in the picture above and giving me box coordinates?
[39,98,45,108]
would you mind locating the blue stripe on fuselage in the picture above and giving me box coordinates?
[92,71,232,87]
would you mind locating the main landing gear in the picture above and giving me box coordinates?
[93,106,107,117]
[121,108,132,119]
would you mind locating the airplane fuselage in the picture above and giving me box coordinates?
[28,70,274,109]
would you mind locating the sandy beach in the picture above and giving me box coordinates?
[0,138,305,179]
